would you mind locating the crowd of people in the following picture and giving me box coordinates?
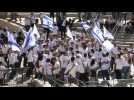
[0,16,133,87]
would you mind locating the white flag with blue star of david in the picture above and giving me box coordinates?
[42,15,54,31]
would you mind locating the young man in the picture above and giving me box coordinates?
[115,54,124,79]
[26,47,35,78]
[8,50,19,80]
[59,52,69,81]
[75,54,85,81]
[122,54,130,79]
[43,58,53,85]
[0,62,7,85]
[101,53,110,80]
[51,57,60,79]
[81,53,89,82]
[89,57,98,81]
[64,57,78,84]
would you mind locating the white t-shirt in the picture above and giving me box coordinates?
[53,61,60,75]
[115,58,124,70]
[112,47,119,55]
[27,50,34,62]
[101,57,110,70]
[8,52,18,65]
[82,57,88,68]
[43,62,52,75]
[0,57,7,66]
[76,58,84,73]
[122,57,130,67]
[65,62,77,78]
[90,62,98,70]
[0,65,7,79]
[60,55,69,69]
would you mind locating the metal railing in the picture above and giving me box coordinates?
[0,67,33,87]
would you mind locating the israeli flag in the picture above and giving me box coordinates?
[80,21,90,31]
[103,26,114,40]
[102,40,114,52]
[66,27,73,40]
[95,21,100,29]
[32,24,40,39]
[91,25,104,44]
[42,15,54,31]
[7,31,20,52]
[22,27,36,49]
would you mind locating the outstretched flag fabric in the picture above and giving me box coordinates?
[103,26,114,40]
[42,15,54,31]
[7,31,20,52]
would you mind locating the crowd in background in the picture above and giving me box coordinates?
[0,15,133,86]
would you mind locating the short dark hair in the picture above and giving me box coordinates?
[84,53,87,57]
[90,59,95,66]
[71,57,75,62]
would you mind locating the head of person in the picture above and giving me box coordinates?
[46,58,50,63]
[102,53,106,57]
[71,56,75,62]
[90,59,95,66]
[88,52,91,59]
[99,48,102,52]
[51,57,56,65]
[84,53,87,58]
[69,47,73,51]
[38,54,43,61]
[91,49,94,54]
[106,52,109,57]
[0,61,2,66]
[117,54,121,59]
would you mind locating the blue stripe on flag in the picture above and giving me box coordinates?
[44,16,53,22]
[8,41,20,48]
[91,31,103,43]
[24,28,33,48]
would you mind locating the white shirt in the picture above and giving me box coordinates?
[43,62,52,75]
[101,57,110,70]
[58,45,65,53]
[27,50,34,62]
[115,58,124,70]
[65,62,77,78]
[0,65,7,79]
[90,62,98,70]
[122,57,130,67]
[60,55,69,69]
[2,45,8,54]
[76,58,84,73]
[82,57,88,68]
[8,52,18,65]
[112,47,119,55]
[53,61,60,75]
[0,57,7,66]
